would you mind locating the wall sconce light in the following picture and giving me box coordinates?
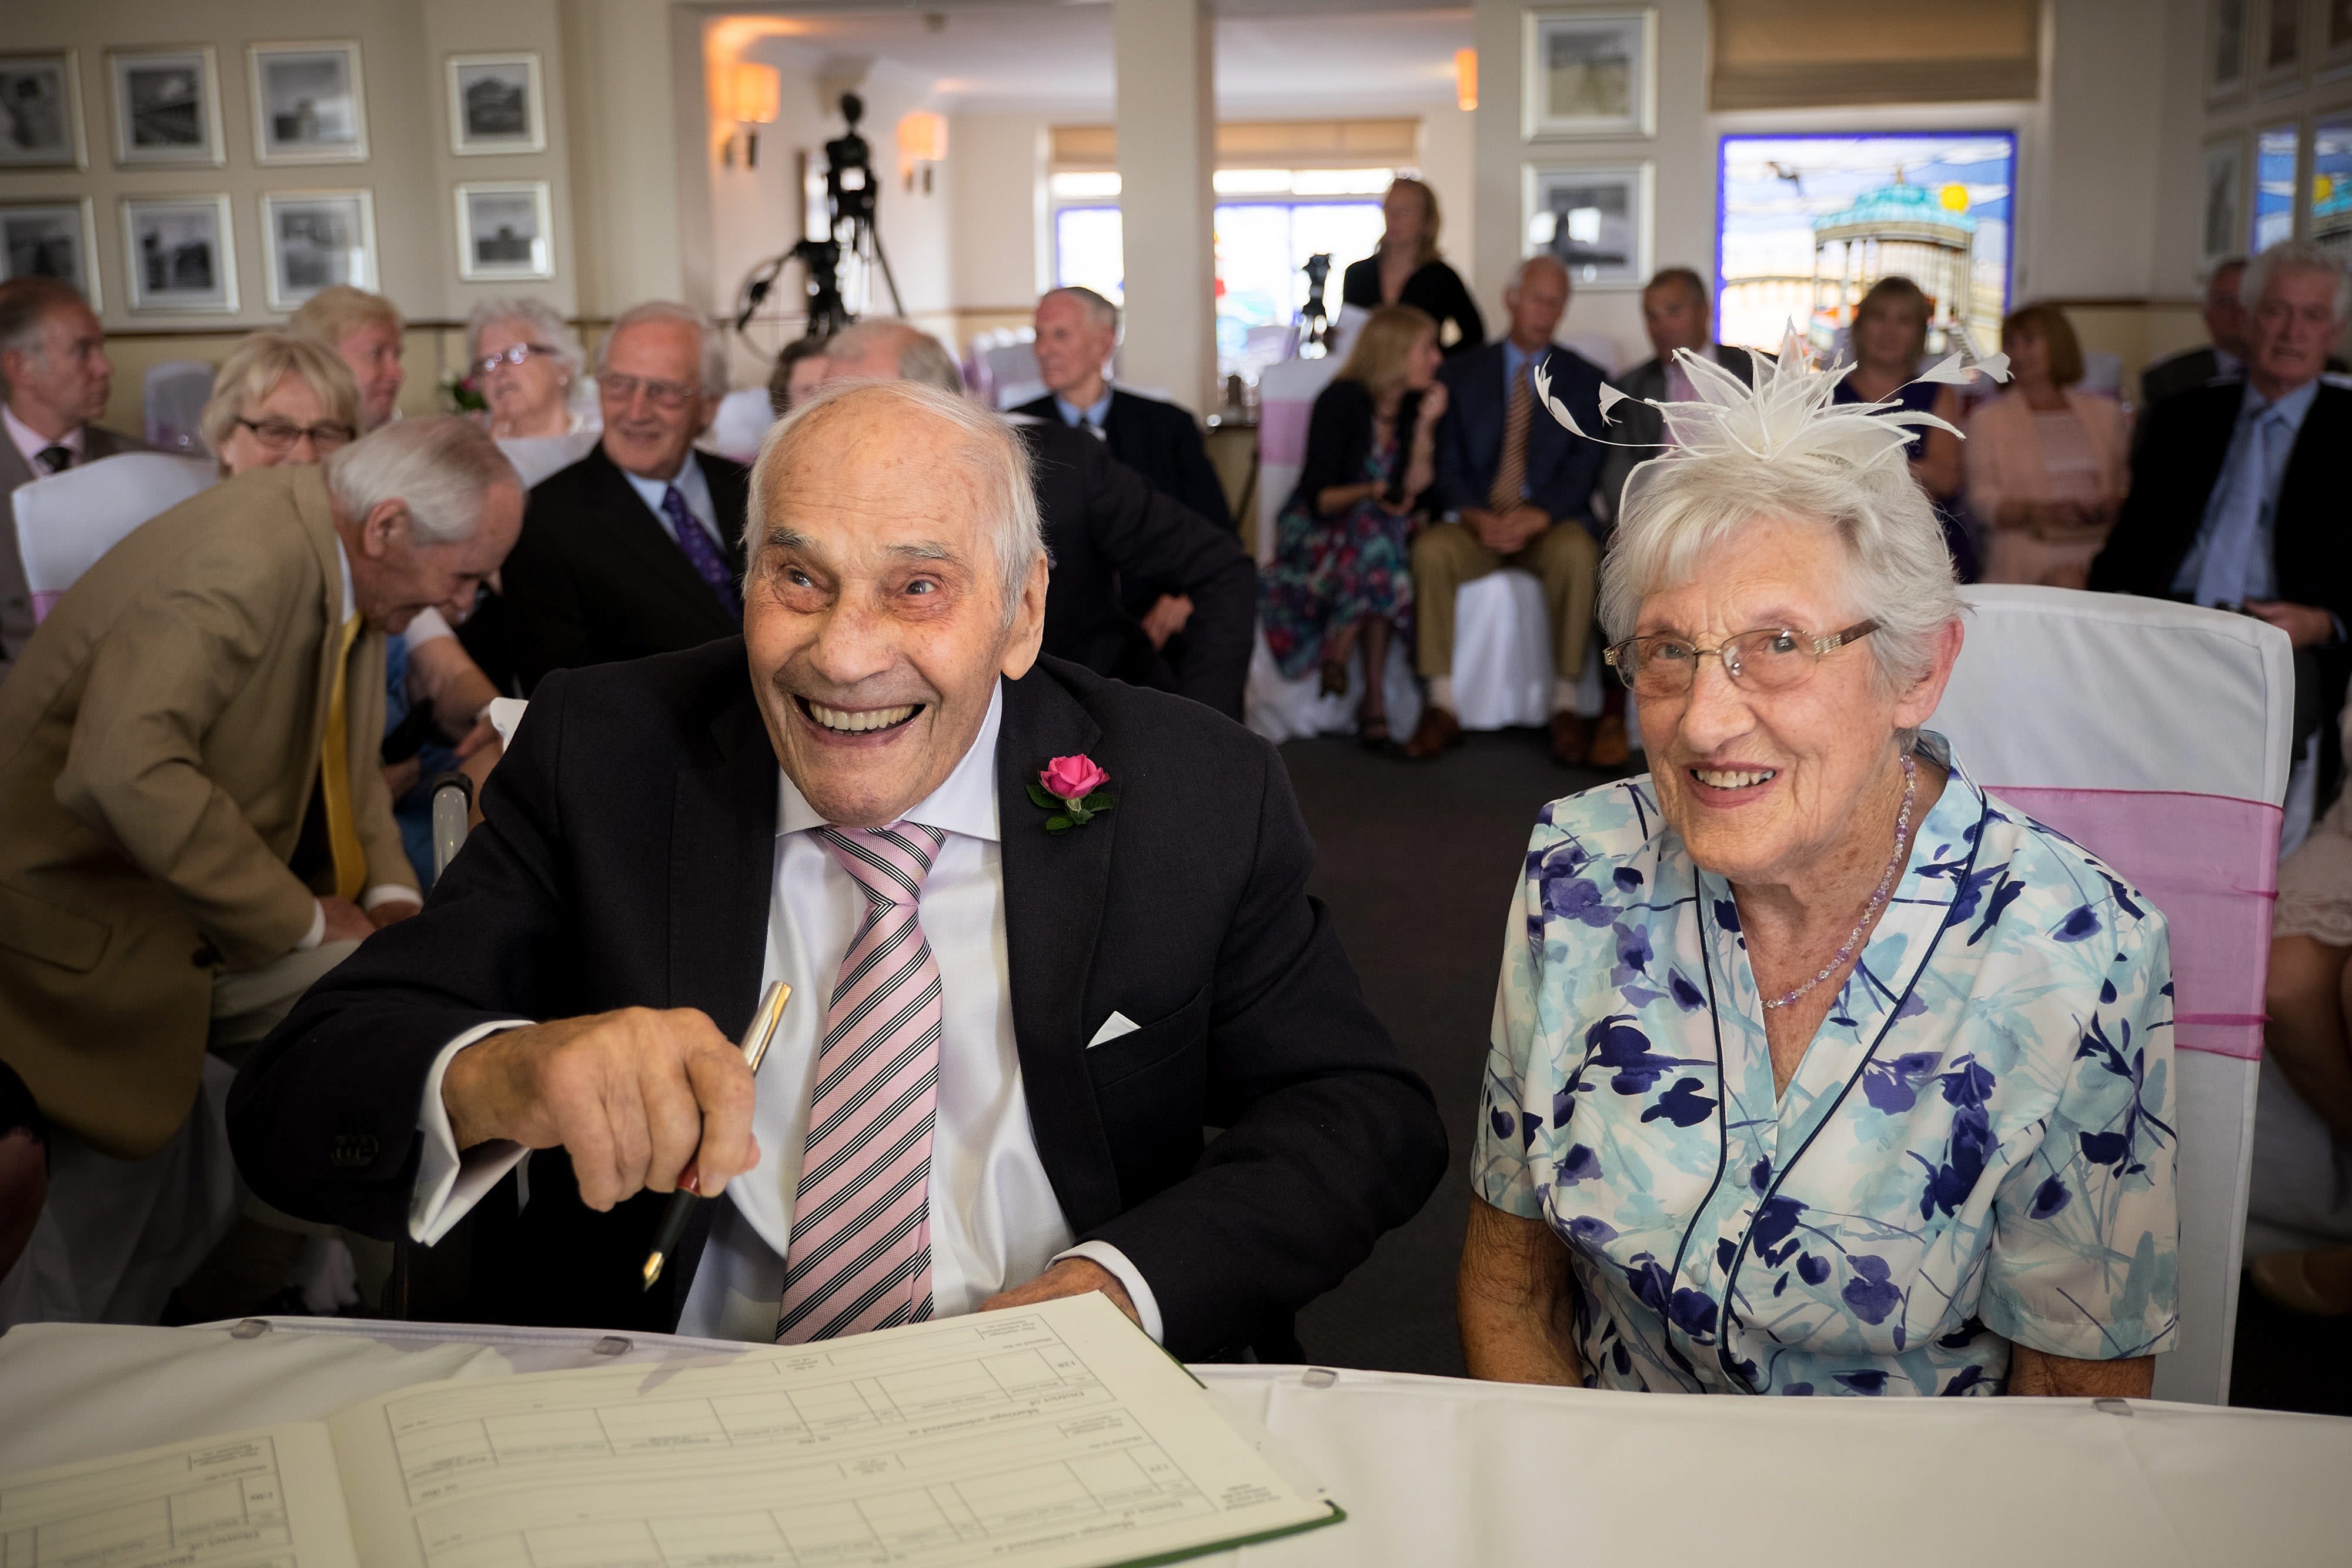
[727,62,779,168]
[898,109,947,193]
[1455,48,1477,113]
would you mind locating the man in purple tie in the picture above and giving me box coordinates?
[496,300,752,691]
[230,378,1447,1356]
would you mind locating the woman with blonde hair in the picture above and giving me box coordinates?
[289,285,404,432]
[1965,303,2129,587]
[198,330,359,476]
[1341,178,1484,358]
[1259,303,1450,744]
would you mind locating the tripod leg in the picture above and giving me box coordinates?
[859,218,906,317]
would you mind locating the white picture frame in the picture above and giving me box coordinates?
[2203,133,2247,273]
[447,53,546,156]
[455,180,553,281]
[249,41,369,165]
[0,198,102,308]
[0,51,86,170]
[121,193,237,313]
[108,46,223,166]
[2210,0,2250,103]
[260,189,377,311]
[2257,0,2307,95]
[1523,8,1656,141]
[1523,162,1652,290]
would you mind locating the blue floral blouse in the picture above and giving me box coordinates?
[1474,735,2180,1396]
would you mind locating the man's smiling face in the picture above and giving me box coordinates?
[742,387,1046,828]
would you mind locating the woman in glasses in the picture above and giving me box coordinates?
[199,330,361,479]
[1459,337,2179,1399]
[465,298,590,440]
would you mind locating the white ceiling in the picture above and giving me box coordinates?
[709,2,1471,115]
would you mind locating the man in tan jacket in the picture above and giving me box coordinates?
[0,416,522,1325]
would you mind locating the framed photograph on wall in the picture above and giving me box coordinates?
[2203,133,2246,272]
[2257,0,2306,94]
[0,51,86,169]
[2210,0,2249,102]
[260,189,376,310]
[1522,9,1656,140]
[249,41,368,165]
[2324,0,2352,80]
[447,53,545,156]
[108,46,223,166]
[121,193,236,312]
[456,180,553,280]
[1523,163,1652,289]
[1,198,101,307]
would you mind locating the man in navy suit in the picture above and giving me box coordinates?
[1404,256,1606,764]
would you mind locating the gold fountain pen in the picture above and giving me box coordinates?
[641,979,791,1290]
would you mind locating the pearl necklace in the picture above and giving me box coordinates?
[1760,752,1917,1012]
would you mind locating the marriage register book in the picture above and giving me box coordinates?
[0,1293,1342,1568]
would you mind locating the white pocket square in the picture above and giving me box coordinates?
[1087,1011,1141,1048]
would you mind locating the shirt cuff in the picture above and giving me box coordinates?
[363,884,423,912]
[1053,1240,1165,1345]
[403,606,456,650]
[411,1020,536,1245]
[295,899,326,952]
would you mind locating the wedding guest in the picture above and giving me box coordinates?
[291,286,406,433]
[1459,344,2176,1397]
[1341,179,1484,358]
[1260,306,1447,746]
[1833,277,1974,581]
[1595,267,1759,525]
[467,298,590,440]
[198,330,359,476]
[1966,304,2129,589]
[2140,259,2249,413]
[767,336,830,417]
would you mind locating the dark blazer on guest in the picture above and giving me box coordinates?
[1340,255,1486,357]
[1021,420,1255,721]
[1014,389,1235,533]
[497,442,751,693]
[1593,345,1760,526]
[1428,340,1611,531]
[226,641,1449,1357]
[0,424,147,666]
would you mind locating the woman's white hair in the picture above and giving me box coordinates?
[1601,448,1961,694]
[747,378,1044,625]
[323,416,520,544]
[465,296,584,382]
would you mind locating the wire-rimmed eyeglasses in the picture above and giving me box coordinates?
[473,342,560,378]
[1603,620,1879,698]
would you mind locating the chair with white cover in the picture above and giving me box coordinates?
[13,453,218,624]
[704,387,777,464]
[142,360,216,458]
[1929,585,2291,1405]
[495,430,600,490]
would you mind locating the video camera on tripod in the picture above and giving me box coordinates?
[731,91,903,353]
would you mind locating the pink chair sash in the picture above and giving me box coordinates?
[1258,399,1313,466]
[1994,787,2278,1062]
[29,590,63,624]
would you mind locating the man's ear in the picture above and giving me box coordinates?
[360,498,410,558]
[998,555,1051,681]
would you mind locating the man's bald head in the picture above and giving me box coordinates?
[821,320,965,394]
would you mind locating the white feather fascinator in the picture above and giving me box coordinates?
[1531,322,2009,477]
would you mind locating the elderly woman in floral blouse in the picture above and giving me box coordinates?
[1458,338,2179,1398]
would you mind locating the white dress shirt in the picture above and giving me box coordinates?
[619,453,724,551]
[4,403,82,471]
[406,681,1162,1342]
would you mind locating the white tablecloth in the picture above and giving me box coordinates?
[2,1316,2343,1566]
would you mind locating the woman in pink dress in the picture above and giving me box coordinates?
[1965,304,2130,589]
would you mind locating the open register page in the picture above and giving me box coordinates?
[0,1293,1341,1568]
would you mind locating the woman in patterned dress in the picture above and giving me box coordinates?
[1259,305,1448,745]
[1459,339,2179,1396]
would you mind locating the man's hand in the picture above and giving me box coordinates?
[440,1007,762,1211]
[382,756,421,803]
[369,898,420,930]
[453,714,502,761]
[319,897,375,944]
[1140,594,1194,650]
[2244,599,2338,650]
[980,1258,1140,1327]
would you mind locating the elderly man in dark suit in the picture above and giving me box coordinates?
[229,379,1446,1356]
[2139,258,2250,414]
[1405,255,1607,765]
[0,278,145,668]
[1595,268,1759,526]
[498,302,751,691]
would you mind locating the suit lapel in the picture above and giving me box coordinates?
[995,666,1124,1231]
[696,451,751,570]
[583,447,738,629]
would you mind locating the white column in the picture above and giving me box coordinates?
[1113,0,1216,416]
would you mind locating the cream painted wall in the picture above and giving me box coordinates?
[1417,100,1475,287]
[947,111,1050,313]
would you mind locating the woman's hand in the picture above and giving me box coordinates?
[2008,1345,2153,1398]
[1417,379,1449,426]
[1317,480,1385,517]
[1458,1196,1585,1385]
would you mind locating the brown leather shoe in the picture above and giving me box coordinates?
[1402,704,1462,760]
[1587,714,1631,768]
[1549,711,1590,765]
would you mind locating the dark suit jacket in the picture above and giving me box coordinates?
[1593,345,1759,526]
[1014,390,1235,532]
[225,643,1448,1357]
[2137,346,2233,413]
[1022,420,1255,721]
[1429,341,1610,531]
[498,443,750,693]
[1339,256,1485,357]
[0,423,147,666]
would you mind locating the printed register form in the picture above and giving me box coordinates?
[0,1293,1340,1568]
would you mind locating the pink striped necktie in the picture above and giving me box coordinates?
[775,821,948,1343]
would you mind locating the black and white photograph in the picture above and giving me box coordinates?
[2257,0,2304,93]
[1522,162,1651,289]
[456,180,553,280]
[249,41,368,165]
[2203,133,2245,272]
[0,52,84,169]
[260,189,376,310]
[2209,0,2247,101]
[2328,0,2352,80]
[447,53,546,155]
[1522,8,1655,139]
[121,193,237,312]
[108,46,223,166]
[0,199,100,306]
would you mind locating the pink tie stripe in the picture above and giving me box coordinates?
[776,823,947,1343]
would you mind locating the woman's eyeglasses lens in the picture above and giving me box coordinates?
[1613,630,1819,697]
[597,372,696,409]
[475,343,556,377]
[239,417,355,453]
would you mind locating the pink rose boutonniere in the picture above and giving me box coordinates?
[1030,754,1115,834]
